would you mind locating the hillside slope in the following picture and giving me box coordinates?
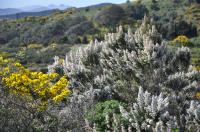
[0,0,200,68]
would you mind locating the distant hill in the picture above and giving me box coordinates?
[0,4,70,16]
[47,4,69,10]
[0,9,58,19]
[0,8,22,16]
[20,4,69,12]
[86,3,113,8]
[20,5,50,12]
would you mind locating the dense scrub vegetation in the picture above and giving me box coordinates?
[0,0,200,68]
[0,0,200,131]
[46,16,200,131]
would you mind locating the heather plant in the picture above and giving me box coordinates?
[48,16,200,131]
[90,87,170,131]
[50,16,199,100]
[90,87,200,131]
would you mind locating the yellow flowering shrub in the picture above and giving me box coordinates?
[24,16,35,22]
[0,55,15,76]
[195,92,200,99]
[0,55,71,110]
[193,66,200,72]
[50,43,58,49]
[27,44,43,49]
[172,35,190,46]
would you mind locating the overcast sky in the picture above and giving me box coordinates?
[0,0,126,8]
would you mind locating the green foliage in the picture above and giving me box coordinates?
[94,5,125,26]
[172,36,200,66]
[190,36,200,47]
[0,15,93,46]
[86,100,126,131]
[125,2,149,20]
[191,47,200,66]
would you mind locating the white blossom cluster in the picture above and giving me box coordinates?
[48,16,200,131]
[48,56,60,73]
[94,87,200,131]
[119,87,169,131]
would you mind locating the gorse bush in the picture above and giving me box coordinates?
[172,35,191,46]
[49,16,200,131]
[0,55,71,131]
[1,60,71,105]
[27,43,43,49]
[50,16,195,98]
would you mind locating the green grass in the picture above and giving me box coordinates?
[191,47,200,66]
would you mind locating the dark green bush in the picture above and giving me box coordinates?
[86,100,127,131]
[94,5,125,27]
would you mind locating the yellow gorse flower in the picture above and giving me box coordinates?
[172,35,189,46]
[0,55,71,110]
[196,92,200,98]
